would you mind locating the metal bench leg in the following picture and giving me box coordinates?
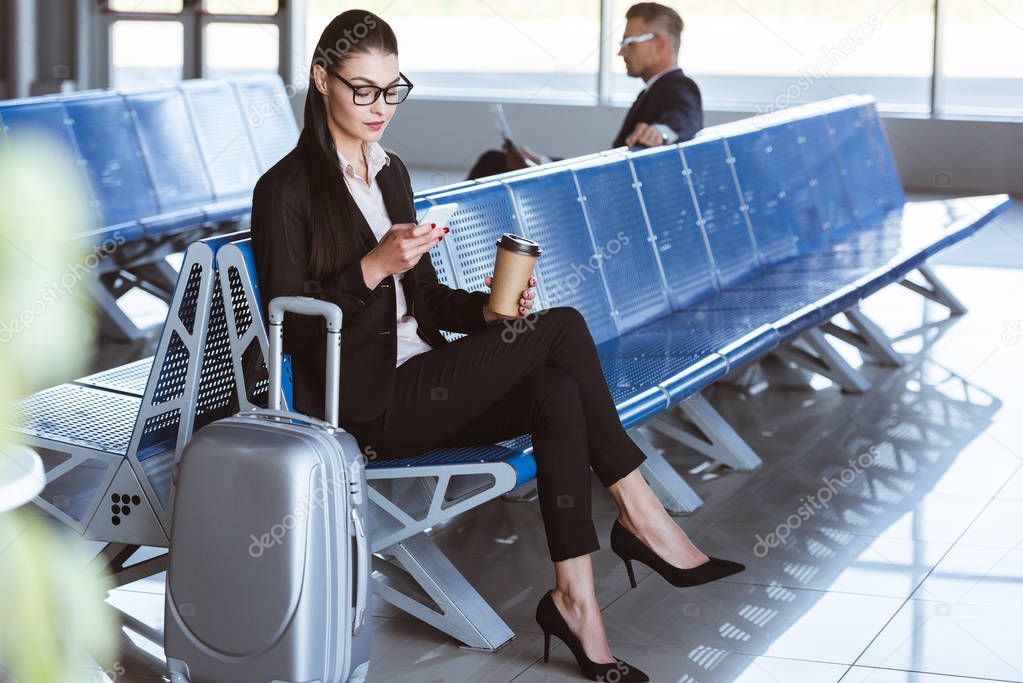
[501,481,538,502]
[501,414,723,508]
[83,256,183,342]
[88,543,168,588]
[758,352,817,389]
[630,426,703,515]
[898,263,967,316]
[502,427,706,515]
[133,258,181,298]
[84,274,150,342]
[372,532,516,651]
[774,327,871,393]
[821,306,904,367]
[644,393,762,472]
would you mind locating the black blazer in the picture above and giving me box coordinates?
[250,148,491,424]
[611,68,703,148]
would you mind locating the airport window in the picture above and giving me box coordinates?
[97,0,1023,119]
[111,20,184,90]
[104,0,283,88]
[609,0,935,114]
[937,0,1023,116]
[107,0,277,13]
[205,0,279,15]
[204,22,280,79]
[306,0,601,103]
[108,0,183,11]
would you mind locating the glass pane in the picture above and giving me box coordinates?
[939,0,1023,115]
[205,23,280,79]
[108,0,183,12]
[111,20,183,90]
[205,0,278,15]
[306,0,600,103]
[609,0,934,114]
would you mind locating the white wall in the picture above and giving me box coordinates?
[883,116,1023,196]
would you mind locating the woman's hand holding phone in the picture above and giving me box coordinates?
[362,222,446,288]
[362,202,458,289]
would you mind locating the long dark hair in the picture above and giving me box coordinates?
[300,10,398,281]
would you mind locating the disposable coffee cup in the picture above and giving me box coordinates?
[489,233,542,317]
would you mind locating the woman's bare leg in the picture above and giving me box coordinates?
[549,467,711,667]
[552,554,616,664]
[608,468,710,569]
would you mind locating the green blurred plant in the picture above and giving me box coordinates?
[0,135,118,682]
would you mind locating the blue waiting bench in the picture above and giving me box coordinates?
[210,94,1008,647]
[8,94,1010,651]
[0,74,298,341]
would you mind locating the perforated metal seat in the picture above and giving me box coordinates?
[597,348,728,406]
[505,170,620,344]
[124,89,214,237]
[178,80,261,224]
[12,384,140,456]
[74,357,154,396]
[600,312,779,376]
[679,138,763,289]
[0,96,146,242]
[364,435,537,486]
[231,76,301,173]
[572,156,672,333]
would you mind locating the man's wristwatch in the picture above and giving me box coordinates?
[651,123,678,145]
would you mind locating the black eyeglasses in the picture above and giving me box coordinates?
[328,70,414,105]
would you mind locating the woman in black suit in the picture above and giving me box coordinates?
[252,11,743,681]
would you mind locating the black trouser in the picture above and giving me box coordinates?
[343,306,647,562]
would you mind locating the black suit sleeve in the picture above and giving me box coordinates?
[415,251,492,334]
[389,154,493,334]
[251,171,382,362]
[653,77,703,143]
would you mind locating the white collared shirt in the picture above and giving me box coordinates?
[337,141,434,367]
[642,64,682,93]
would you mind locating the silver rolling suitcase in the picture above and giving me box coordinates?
[165,296,372,683]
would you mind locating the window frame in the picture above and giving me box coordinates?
[87,0,1021,122]
[90,0,296,90]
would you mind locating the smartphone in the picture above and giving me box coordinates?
[416,202,459,231]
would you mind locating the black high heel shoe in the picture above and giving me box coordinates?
[535,589,649,682]
[611,519,745,589]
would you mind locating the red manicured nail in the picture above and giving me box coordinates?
[443,227,450,233]
[431,223,436,228]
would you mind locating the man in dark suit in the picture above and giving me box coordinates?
[467,2,702,180]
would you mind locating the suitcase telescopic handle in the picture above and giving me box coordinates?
[267,296,343,428]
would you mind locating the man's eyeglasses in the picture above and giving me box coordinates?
[619,32,655,50]
[328,70,414,105]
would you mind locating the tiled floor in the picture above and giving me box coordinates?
[70,200,1023,681]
